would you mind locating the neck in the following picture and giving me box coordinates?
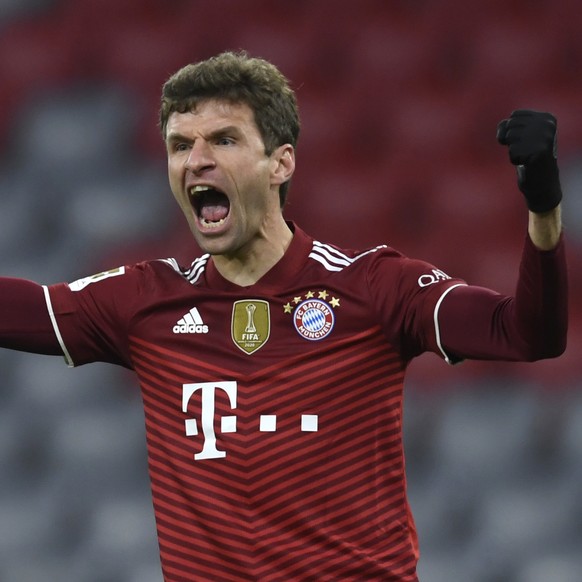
[212,218,293,287]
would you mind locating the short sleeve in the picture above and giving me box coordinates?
[367,249,466,362]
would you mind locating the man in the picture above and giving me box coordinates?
[0,52,567,581]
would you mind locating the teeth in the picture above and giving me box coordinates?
[201,217,226,228]
[190,185,212,196]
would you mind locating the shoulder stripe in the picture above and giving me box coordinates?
[312,241,353,264]
[159,255,210,285]
[309,241,388,272]
[186,255,210,284]
[311,243,352,267]
[158,258,181,273]
[308,252,343,272]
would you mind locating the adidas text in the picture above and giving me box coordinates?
[173,323,209,334]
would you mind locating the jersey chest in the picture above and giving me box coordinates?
[131,283,376,369]
[128,281,404,465]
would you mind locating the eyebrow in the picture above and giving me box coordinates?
[208,125,243,140]
[165,125,243,144]
[165,131,192,144]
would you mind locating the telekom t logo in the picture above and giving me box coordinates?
[182,381,319,461]
[183,381,237,460]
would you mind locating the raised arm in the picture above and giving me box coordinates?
[437,110,567,362]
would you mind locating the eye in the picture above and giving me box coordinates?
[216,136,235,146]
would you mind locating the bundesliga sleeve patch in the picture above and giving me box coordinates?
[284,290,340,341]
[68,267,125,291]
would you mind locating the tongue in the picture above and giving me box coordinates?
[199,191,229,222]
[200,203,229,222]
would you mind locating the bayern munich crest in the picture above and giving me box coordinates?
[284,290,340,341]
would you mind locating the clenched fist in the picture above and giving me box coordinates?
[497,110,562,213]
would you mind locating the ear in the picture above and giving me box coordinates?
[270,144,295,187]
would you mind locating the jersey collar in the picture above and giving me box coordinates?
[204,221,314,292]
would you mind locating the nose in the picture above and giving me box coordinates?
[185,140,216,174]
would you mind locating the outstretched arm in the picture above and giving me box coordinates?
[0,278,62,354]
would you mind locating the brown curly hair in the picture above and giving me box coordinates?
[160,51,300,206]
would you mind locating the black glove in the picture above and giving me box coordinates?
[496,109,562,213]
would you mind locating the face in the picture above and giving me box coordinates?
[165,99,294,257]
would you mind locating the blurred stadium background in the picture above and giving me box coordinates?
[0,0,581,580]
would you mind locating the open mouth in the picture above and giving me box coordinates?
[189,185,230,228]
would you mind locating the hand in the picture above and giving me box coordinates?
[497,110,562,213]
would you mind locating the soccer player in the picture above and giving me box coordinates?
[0,52,567,581]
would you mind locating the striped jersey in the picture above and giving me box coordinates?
[45,223,465,581]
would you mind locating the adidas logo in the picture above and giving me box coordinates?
[173,307,209,334]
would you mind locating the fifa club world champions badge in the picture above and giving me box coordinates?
[231,300,271,355]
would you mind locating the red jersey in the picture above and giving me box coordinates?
[44,224,465,581]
